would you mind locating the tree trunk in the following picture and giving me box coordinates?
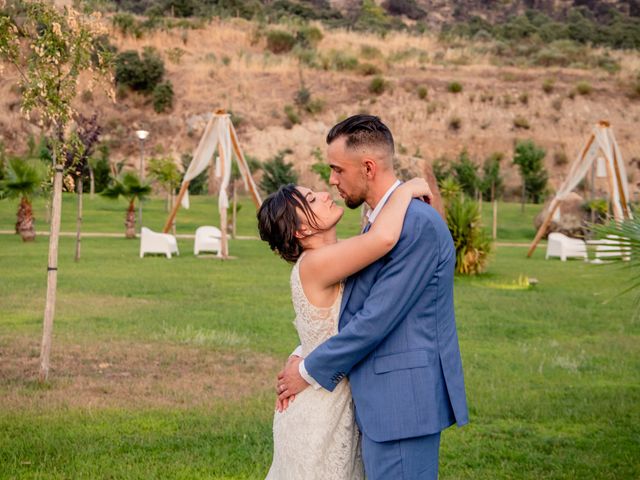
[74,177,83,262]
[17,196,36,241]
[39,164,63,383]
[89,164,95,198]
[125,200,136,239]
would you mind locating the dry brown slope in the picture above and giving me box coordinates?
[0,18,638,198]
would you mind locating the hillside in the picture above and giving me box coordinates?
[1,10,639,199]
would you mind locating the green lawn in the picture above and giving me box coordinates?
[0,196,637,479]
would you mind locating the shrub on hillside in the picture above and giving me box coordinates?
[382,0,426,20]
[448,81,463,93]
[325,50,359,71]
[448,116,462,131]
[296,25,323,49]
[266,30,296,54]
[576,81,592,95]
[513,116,530,129]
[357,62,382,76]
[369,76,388,95]
[283,105,300,127]
[152,81,174,113]
[417,86,428,99]
[115,48,165,93]
[542,78,555,93]
[360,44,383,60]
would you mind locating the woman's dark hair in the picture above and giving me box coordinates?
[257,184,321,263]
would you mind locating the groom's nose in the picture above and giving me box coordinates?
[329,170,339,186]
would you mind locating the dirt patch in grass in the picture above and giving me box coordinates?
[0,336,282,410]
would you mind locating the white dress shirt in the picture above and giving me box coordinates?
[296,180,402,389]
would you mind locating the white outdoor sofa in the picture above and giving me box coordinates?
[587,235,631,262]
[139,227,179,258]
[194,226,222,256]
[545,232,588,261]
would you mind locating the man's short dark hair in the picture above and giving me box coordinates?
[326,115,394,154]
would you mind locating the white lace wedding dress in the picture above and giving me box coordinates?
[266,255,364,480]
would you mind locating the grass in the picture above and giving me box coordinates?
[1,196,638,479]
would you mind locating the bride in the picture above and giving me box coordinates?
[257,178,432,479]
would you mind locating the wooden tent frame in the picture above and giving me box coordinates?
[163,110,262,257]
[527,121,633,257]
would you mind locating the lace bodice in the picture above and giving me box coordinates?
[291,255,344,357]
[266,255,363,480]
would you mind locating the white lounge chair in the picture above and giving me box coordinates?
[545,232,588,261]
[194,226,222,256]
[139,227,179,258]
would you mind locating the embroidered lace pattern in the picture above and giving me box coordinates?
[265,256,364,480]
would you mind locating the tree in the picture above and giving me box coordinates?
[513,140,548,207]
[102,172,152,239]
[0,1,113,382]
[260,149,298,194]
[0,158,46,241]
[62,114,102,261]
[148,156,181,212]
[450,149,480,198]
[480,152,504,201]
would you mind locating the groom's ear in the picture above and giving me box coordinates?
[362,157,377,179]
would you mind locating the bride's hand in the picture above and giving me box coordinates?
[401,178,433,203]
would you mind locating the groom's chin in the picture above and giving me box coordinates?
[345,198,364,209]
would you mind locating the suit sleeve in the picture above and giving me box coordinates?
[304,213,440,391]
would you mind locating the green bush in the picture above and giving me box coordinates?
[360,44,383,60]
[326,50,359,71]
[296,25,323,49]
[448,116,462,131]
[115,49,165,93]
[368,76,388,95]
[576,81,592,95]
[283,105,300,127]
[266,30,296,54]
[448,81,463,93]
[382,0,426,20]
[260,150,298,194]
[357,62,381,76]
[417,86,428,99]
[542,79,555,93]
[152,81,174,113]
[513,116,530,129]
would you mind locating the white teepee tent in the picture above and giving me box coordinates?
[527,121,633,257]
[163,110,262,257]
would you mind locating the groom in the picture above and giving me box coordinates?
[277,115,468,479]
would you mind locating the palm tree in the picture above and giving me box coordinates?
[445,195,493,275]
[102,172,151,238]
[594,218,640,310]
[0,158,46,241]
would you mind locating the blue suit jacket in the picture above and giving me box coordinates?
[305,200,469,442]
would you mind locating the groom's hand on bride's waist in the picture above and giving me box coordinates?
[277,356,310,402]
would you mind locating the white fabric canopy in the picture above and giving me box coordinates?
[549,123,632,222]
[180,114,239,213]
